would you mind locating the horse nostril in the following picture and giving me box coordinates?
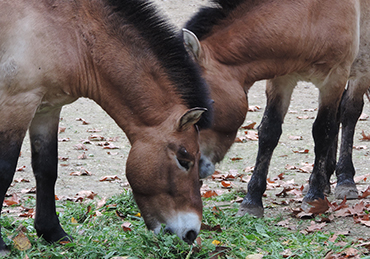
[184,230,197,244]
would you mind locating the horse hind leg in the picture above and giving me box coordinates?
[302,73,349,209]
[335,79,369,199]
[29,107,71,243]
[238,76,296,217]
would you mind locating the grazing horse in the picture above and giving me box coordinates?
[0,0,213,249]
[183,0,362,217]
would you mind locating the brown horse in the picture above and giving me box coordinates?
[183,0,362,217]
[0,0,213,249]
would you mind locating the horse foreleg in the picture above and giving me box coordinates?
[335,79,368,199]
[238,77,295,217]
[302,76,347,209]
[0,131,26,251]
[29,108,71,243]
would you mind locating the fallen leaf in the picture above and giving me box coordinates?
[121,222,132,232]
[211,240,221,246]
[293,149,309,154]
[359,186,370,198]
[12,232,31,251]
[75,190,97,200]
[201,223,222,233]
[76,118,89,125]
[99,175,121,182]
[221,181,232,188]
[3,193,20,206]
[244,131,259,141]
[231,157,243,161]
[58,127,66,133]
[201,190,218,198]
[241,122,257,129]
[248,105,261,112]
[88,134,106,141]
[306,221,326,232]
[361,130,370,141]
[14,178,30,183]
[16,166,26,172]
[307,198,330,215]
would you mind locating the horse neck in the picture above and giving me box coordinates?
[70,20,184,143]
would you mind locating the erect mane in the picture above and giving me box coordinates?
[185,0,254,41]
[105,0,212,129]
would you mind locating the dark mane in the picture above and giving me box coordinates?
[106,0,213,129]
[185,0,248,40]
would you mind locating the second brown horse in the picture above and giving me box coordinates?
[184,0,365,217]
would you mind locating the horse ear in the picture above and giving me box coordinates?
[178,107,207,131]
[182,28,202,60]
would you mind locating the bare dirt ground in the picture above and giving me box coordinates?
[6,0,370,247]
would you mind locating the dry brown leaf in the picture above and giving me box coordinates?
[3,196,20,206]
[308,198,330,215]
[230,157,243,161]
[306,221,326,232]
[121,222,132,232]
[359,186,370,198]
[99,175,121,182]
[58,127,66,133]
[75,190,97,200]
[76,118,89,125]
[14,178,30,183]
[16,166,26,172]
[201,223,222,232]
[12,231,31,251]
[361,130,370,141]
[221,181,232,188]
[248,105,261,112]
[241,122,257,129]
[201,190,218,198]
[293,149,309,154]
[244,131,259,141]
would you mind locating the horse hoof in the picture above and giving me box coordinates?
[236,204,264,218]
[335,184,358,199]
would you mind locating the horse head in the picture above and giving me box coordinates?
[125,108,206,244]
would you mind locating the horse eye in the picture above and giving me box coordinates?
[177,159,191,171]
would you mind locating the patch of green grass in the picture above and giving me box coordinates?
[0,190,362,258]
